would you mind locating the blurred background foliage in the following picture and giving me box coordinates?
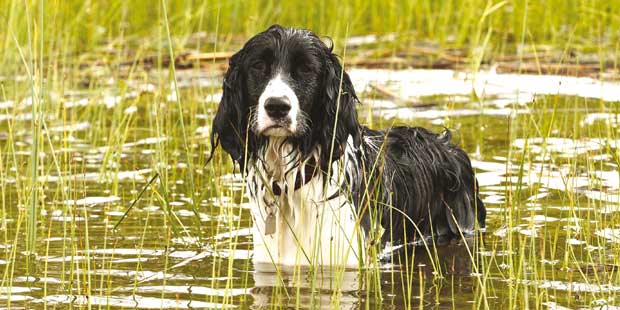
[1,0,618,67]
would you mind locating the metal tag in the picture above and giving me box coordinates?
[264,213,276,235]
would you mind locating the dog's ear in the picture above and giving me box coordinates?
[210,51,248,167]
[316,44,361,163]
[266,24,284,32]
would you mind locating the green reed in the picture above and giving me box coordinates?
[0,0,619,309]
[2,1,620,72]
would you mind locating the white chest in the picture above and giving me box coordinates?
[247,156,364,267]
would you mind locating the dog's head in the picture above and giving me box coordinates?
[211,25,360,168]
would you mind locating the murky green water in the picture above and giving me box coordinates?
[1,68,619,309]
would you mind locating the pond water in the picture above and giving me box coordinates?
[1,68,619,309]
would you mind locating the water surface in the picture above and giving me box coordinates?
[1,68,619,309]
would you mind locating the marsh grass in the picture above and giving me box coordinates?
[2,0,620,72]
[1,0,620,309]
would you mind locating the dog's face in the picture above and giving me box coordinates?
[211,25,360,167]
[243,27,323,137]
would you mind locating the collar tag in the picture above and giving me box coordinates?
[264,213,276,235]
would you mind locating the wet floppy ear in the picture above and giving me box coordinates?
[210,52,248,166]
[319,47,361,161]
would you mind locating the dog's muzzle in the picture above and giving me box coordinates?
[256,75,299,136]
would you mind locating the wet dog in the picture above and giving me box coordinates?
[210,25,485,266]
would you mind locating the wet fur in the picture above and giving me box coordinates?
[210,25,486,264]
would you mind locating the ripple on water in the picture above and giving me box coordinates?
[117,285,248,297]
[41,169,152,183]
[595,228,620,243]
[349,69,620,102]
[41,295,234,309]
[520,279,620,293]
[63,196,121,206]
[583,190,620,204]
[0,287,40,294]
[87,269,195,282]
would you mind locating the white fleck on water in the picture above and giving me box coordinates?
[64,196,121,206]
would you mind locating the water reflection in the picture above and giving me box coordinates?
[252,264,361,309]
[250,241,480,309]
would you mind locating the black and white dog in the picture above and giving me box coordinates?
[210,25,485,266]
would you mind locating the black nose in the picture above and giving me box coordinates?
[264,97,291,119]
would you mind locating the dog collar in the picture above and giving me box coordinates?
[271,157,317,196]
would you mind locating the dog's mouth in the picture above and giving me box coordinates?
[261,125,294,137]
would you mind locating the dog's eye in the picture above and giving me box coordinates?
[251,60,266,71]
[297,64,313,75]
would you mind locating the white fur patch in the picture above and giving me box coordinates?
[247,137,364,266]
[256,74,299,135]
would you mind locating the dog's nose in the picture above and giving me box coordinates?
[264,97,291,119]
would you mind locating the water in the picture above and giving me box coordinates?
[1,68,619,309]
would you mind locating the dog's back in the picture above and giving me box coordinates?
[354,126,486,245]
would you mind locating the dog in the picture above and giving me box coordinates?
[209,25,486,266]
